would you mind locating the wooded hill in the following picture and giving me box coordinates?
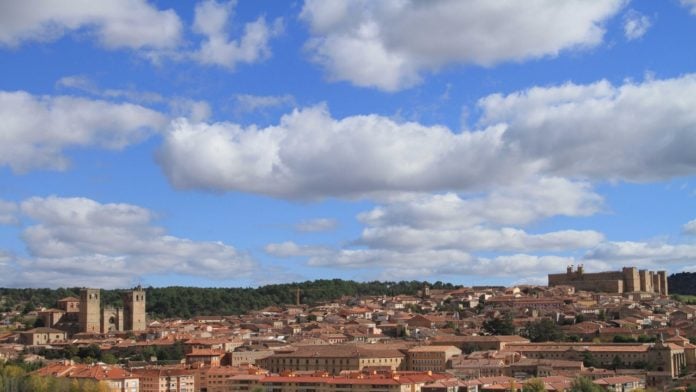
[0,279,455,319]
[668,272,696,295]
[2,273,693,319]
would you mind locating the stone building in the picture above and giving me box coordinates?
[77,287,147,334]
[79,288,101,333]
[407,345,461,372]
[123,286,147,331]
[258,344,406,375]
[502,339,688,378]
[548,265,668,294]
[19,327,67,345]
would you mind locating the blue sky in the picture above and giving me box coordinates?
[1,0,696,288]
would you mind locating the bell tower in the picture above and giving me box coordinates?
[123,286,147,331]
[79,288,101,333]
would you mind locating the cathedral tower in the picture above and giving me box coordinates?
[123,286,146,331]
[79,288,101,333]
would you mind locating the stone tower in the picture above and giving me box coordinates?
[79,288,101,333]
[123,286,146,331]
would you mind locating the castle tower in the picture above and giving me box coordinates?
[79,288,101,333]
[658,271,668,295]
[653,272,662,295]
[123,286,146,331]
[639,270,653,292]
[622,267,639,292]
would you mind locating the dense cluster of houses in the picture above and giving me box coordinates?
[2,281,696,391]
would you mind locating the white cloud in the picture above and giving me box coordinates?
[234,94,296,115]
[56,75,165,104]
[264,241,332,258]
[158,105,525,198]
[681,0,696,15]
[359,178,602,229]
[478,75,696,182]
[0,0,182,49]
[295,218,338,232]
[357,226,603,252]
[192,0,282,69]
[305,248,597,280]
[0,91,167,173]
[0,200,18,225]
[584,241,696,267]
[159,74,696,198]
[684,219,696,235]
[623,10,651,40]
[9,196,256,288]
[300,0,625,91]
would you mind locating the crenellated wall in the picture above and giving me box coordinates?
[549,266,667,294]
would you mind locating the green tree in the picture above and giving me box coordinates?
[570,377,602,392]
[611,355,623,370]
[582,352,599,368]
[522,378,546,392]
[525,319,564,342]
[483,312,515,335]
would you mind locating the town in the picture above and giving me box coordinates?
[1,267,695,392]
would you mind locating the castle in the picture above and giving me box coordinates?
[548,265,668,295]
[40,287,147,335]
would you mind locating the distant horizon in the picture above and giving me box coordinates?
[3,269,695,291]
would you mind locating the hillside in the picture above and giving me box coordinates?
[668,272,696,295]
[0,279,456,319]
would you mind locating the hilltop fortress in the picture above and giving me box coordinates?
[548,265,668,295]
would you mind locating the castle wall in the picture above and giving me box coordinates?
[658,271,668,295]
[639,270,654,293]
[549,266,664,294]
[653,273,662,295]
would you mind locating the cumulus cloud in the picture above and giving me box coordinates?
[265,176,606,280]
[300,0,624,90]
[305,248,601,281]
[0,91,167,173]
[7,196,255,288]
[684,219,696,235]
[359,178,602,229]
[158,105,524,198]
[478,75,696,182]
[584,241,696,267]
[0,0,181,49]
[0,200,19,225]
[158,74,696,198]
[357,226,603,252]
[192,0,282,69]
[234,94,296,115]
[295,218,338,232]
[623,10,651,40]
[265,241,332,258]
[681,0,696,15]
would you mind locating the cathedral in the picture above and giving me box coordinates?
[39,287,147,335]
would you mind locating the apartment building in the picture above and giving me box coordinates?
[407,346,461,372]
[258,344,406,375]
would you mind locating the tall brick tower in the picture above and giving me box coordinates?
[123,286,147,331]
[79,288,101,333]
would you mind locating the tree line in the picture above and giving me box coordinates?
[1,279,455,319]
